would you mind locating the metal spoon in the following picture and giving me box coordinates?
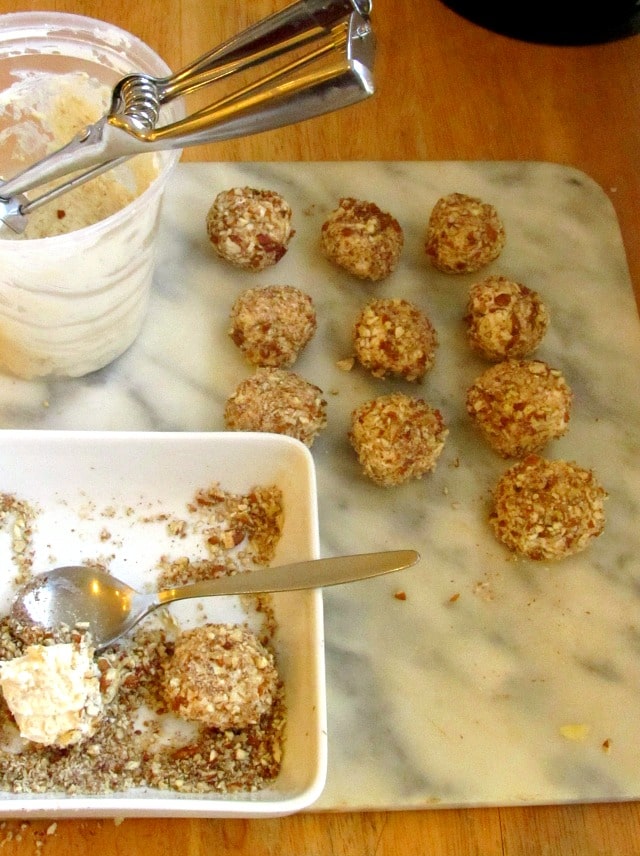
[10,550,418,651]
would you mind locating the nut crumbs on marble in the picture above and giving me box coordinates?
[559,723,591,742]
[336,356,355,372]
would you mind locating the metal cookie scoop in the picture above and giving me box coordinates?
[10,549,418,652]
[0,0,374,232]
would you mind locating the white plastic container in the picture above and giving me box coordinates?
[0,13,183,378]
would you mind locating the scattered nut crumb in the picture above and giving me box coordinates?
[167,518,187,538]
[0,494,38,587]
[559,723,591,741]
[336,357,355,372]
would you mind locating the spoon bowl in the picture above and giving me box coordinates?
[10,549,419,651]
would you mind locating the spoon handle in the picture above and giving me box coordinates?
[154,549,419,607]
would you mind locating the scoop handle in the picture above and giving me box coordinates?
[161,0,373,102]
[155,549,419,606]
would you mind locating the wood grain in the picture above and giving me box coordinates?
[1,1,640,852]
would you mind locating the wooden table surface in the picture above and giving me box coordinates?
[1,1,640,853]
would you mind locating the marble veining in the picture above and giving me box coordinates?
[1,161,640,810]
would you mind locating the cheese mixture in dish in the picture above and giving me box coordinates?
[0,640,105,747]
[0,68,174,379]
[0,482,286,795]
[0,72,157,239]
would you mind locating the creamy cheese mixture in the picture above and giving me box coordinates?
[0,642,104,747]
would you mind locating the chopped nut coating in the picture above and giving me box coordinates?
[206,187,293,271]
[466,359,572,458]
[349,393,448,486]
[490,456,607,560]
[425,192,505,274]
[353,297,438,381]
[164,624,278,730]
[224,367,327,447]
[229,285,316,367]
[321,197,403,281]
[464,275,549,360]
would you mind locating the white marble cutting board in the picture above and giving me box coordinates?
[1,161,640,811]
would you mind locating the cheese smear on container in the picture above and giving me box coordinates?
[0,12,183,378]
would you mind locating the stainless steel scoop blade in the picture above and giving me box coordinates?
[0,0,374,233]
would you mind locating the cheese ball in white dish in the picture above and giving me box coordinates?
[164,624,279,730]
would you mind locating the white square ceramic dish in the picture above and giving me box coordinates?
[0,430,326,818]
